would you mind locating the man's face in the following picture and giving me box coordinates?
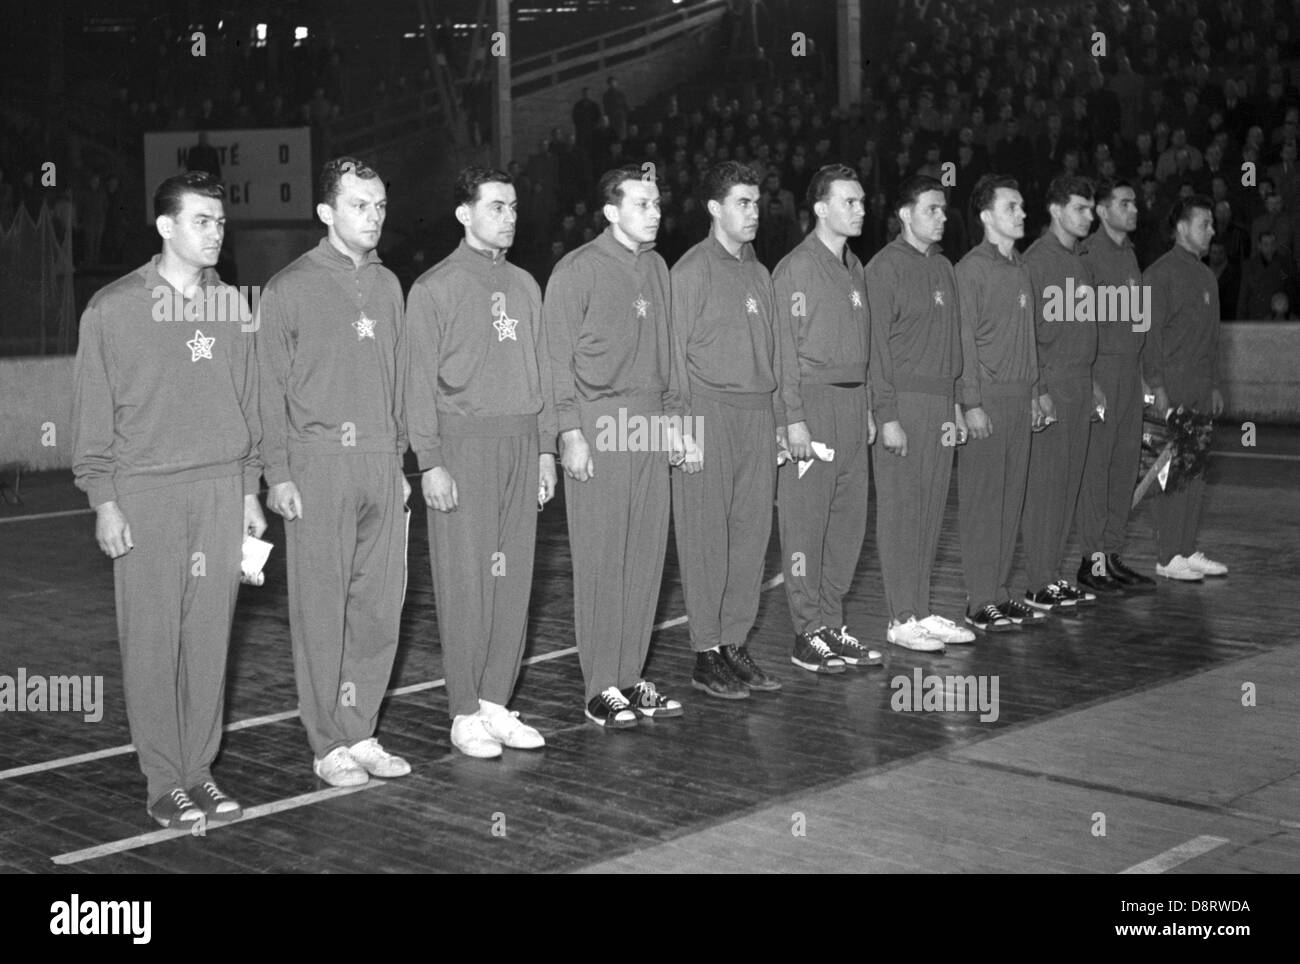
[711,182,760,245]
[1054,193,1095,239]
[607,178,661,244]
[1260,234,1277,259]
[816,179,865,239]
[903,189,947,246]
[462,180,517,252]
[983,187,1026,242]
[1181,207,1214,256]
[321,170,386,256]
[159,191,225,268]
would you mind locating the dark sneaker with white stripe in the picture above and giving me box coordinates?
[188,780,243,822]
[692,650,750,699]
[998,597,1047,626]
[148,787,204,829]
[623,680,684,718]
[965,604,1016,633]
[1025,583,1071,611]
[790,629,847,674]
[822,625,883,665]
[721,644,782,691]
[1054,580,1094,604]
[586,687,639,728]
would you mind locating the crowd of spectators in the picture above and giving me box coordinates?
[510,0,1300,321]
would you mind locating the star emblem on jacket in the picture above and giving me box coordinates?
[746,296,759,314]
[493,305,519,341]
[634,296,649,318]
[353,314,377,340]
[850,289,863,307]
[933,289,944,306]
[1019,291,1028,309]
[187,329,214,362]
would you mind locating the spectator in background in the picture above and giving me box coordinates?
[572,87,601,156]
[1267,291,1297,319]
[186,131,222,181]
[1237,230,1296,319]
[755,195,798,270]
[1252,191,1297,261]
[602,76,629,139]
[75,172,107,265]
[1209,241,1240,319]
[1213,200,1249,265]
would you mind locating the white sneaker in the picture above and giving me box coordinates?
[886,617,945,651]
[348,737,411,777]
[479,702,545,749]
[451,714,503,759]
[313,746,369,787]
[1186,551,1228,576]
[1155,555,1204,581]
[917,614,976,645]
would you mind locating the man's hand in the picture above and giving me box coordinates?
[94,501,133,559]
[422,467,458,512]
[1153,386,1171,418]
[560,428,595,482]
[244,494,267,538]
[1036,392,1056,428]
[866,408,877,446]
[1211,388,1224,416]
[965,406,992,439]
[786,421,813,460]
[953,403,969,445]
[680,434,704,474]
[267,481,304,521]
[539,454,558,505]
[881,420,907,456]
[1092,380,1107,413]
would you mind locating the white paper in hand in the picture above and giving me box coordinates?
[797,442,835,479]
[241,535,273,587]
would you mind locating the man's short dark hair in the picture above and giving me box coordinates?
[1169,193,1214,230]
[807,163,859,208]
[1045,174,1095,208]
[1094,177,1135,206]
[971,173,1019,215]
[454,165,512,207]
[702,160,759,205]
[319,156,381,207]
[895,174,945,214]
[154,171,224,220]
[599,164,650,207]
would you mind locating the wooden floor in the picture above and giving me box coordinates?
[1,433,1297,874]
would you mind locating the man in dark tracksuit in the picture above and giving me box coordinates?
[546,165,687,728]
[406,167,557,759]
[774,164,880,673]
[1142,194,1229,581]
[956,174,1041,633]
[1020,175,1102,612]
[259,157,412,786]
[868,175,975,652]
[1076,178,1157,591]
[72,172,265,828]
[670,161,783,700]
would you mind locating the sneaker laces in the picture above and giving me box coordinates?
[168,788,195,810]
[807,632,835,657]
[603,686,632,710]
[727,645,758,672]
[199,781,229,802]
[833,626,863,650]
[924,615,957,629]
[979,604,1004,621]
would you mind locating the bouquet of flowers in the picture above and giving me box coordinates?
[1133,405,1214,507]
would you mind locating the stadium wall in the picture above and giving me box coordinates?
[3,324,1298,472]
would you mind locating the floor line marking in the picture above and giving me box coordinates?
[50,782,384,865]
[1119,835,1230,874]
[3,573,787,780]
